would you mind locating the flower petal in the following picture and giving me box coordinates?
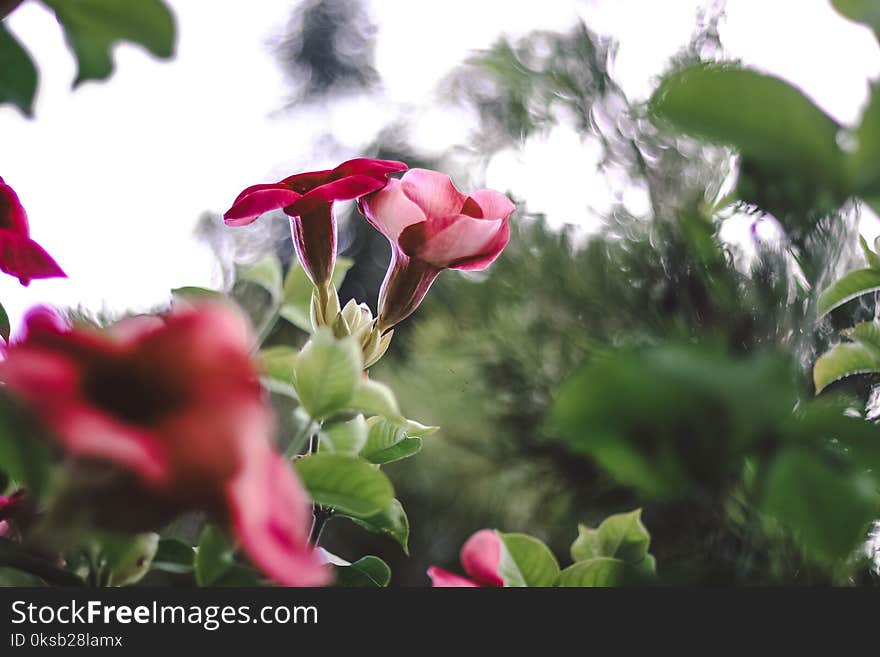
[398,214,504,269]
[330,158,407,181]
[227,450,331,587]
[450,217,510,271]
[460,529,504,586]
[469,189,515,220]
[400,169,468,218]
[0,180,29,235]
[427,566,480,587]
[224,185,301,226]
[359,179,426,242]
[279,170,333,194]
[289,174,390,217]
[0,230,66,286]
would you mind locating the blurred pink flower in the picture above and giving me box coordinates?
[0,303,329,587]
[224,158,407,288]
[0,177,65,286]
[359,169,514,331]
[427,529,505,587]
[0,491,31,539]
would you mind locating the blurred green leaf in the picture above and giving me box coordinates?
[295,453,393,517]
[42,0,175,87]
[0,301,9,343]
[260,345,298,384]
[859,235,880,269]
[98,532,159,587]
[571,509,651,565]
[361,417,422,465]
[344,498,410,554]
[813,320,880,391]
[334,555,390,587]
[238,254,283,302]
[651,64,848,201]
[293,330,362,419]
[170,286,223,302]
[852,83,880,194]
[558,557,642,587]
[151,538,194,574]
[347,378,400,419]
[320,415,368,456]
[817,269,880,317]
[832,0,880,42]
[498,533,560,587]
[0,393,52,499]
[194,524,235,587]
[0,22,36,117]
[762,447,877,562]
[280,257,353,332]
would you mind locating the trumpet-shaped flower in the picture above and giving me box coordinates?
[0,177,65,286]
[427,529,505,587]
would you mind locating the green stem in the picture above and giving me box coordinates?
[0,538,84,587]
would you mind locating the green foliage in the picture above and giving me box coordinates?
[344,498,410,554]
[280,257,353,332]
[293,329,363,419]
[239,254,283,302]
[151,538,194,574]
[295,453,394,517]
[0,392,53,499]
[320,415,369,456]
[361,417,422,465]
[0,301,9,343]
[334,555,391,587]
[817,269,880,317]
[91,532,159,587]
[832,0,880,42]
[814,320,880,391]
[0,22,37,116]
[558,558,644,587]
[498,533,560,587]
[42,0,175,86]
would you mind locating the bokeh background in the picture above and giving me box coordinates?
[4,0,880,585]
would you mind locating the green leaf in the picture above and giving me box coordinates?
[194,525,235,587]
[558,558,642,587]
[832,0,880,42]
[498,533,560,587]
[361,417,422,464]
[280,257,353,332]
[238,254,283,302]
[0,22,36,117]
[334,555,391,587]
[348,378,400,419]
[293,329,362,419]
[151,538,194,574]
[859,235,880,269]
[813,324,880,392]
[650,64,847,195]
[260,345,298,384]
[762,447,877,562]
[170,286,223,302]
[571,509,651,565]
[98,532,159,587]
[817,269,880,316]
[320,415,368,456]
[344,499,410,554]
[295,453,393,517]
[0,301,9,343]
[42,0,176,87]
[0,393,52,499]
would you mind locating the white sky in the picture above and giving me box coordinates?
[1,0,879,330]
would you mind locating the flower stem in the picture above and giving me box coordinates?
[306,430,334,546]
[0,538,84,587]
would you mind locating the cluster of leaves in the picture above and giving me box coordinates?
[0,0,175,116]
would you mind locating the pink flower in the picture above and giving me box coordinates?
[224,158,407,288]
[427,529,505,587]
[0,303,329,587]
[359,169,514,331]
[0,491,31,539]
[0,177,65,286]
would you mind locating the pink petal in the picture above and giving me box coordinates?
[279,170,333,194]
[450,217,511,271]
[359,179,426,242]
[0,180,30,235]
[330,158,407,181]
[0,346,80,402]
[289,174,389,217]
[470,189,515,220]
[224,185,301,226]
[0,230,66,286]
[226,450,331,587]
[460,529,504,586]
[427,567,481,587]
[109,315,165,345]
[400,169,468,218]
[398,214,504,269]
[52,407,170,486]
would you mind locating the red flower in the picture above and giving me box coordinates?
[224,158,407,288]
[0,303,329,587]
[427,529,505,587]
[0,177,65,286]
[359,169,514,331]
[0,491,31,539]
